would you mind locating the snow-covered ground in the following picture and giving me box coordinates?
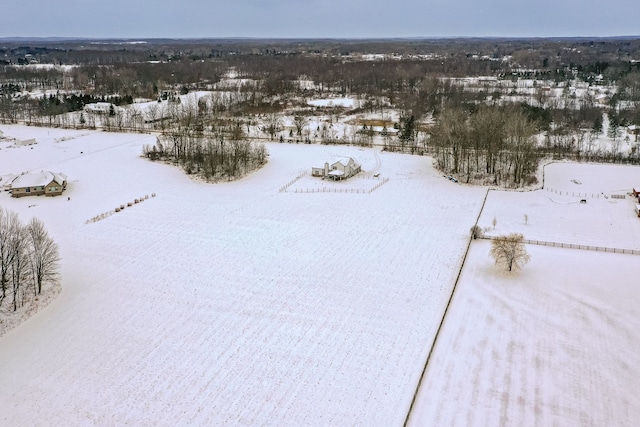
[308,97,360,109]
[408,161,640,426]
[1,124,639,425]
[480,162,640,250]
[0,125,485,425]
[408,242,640,426]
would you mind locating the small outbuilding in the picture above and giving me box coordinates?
[10,171,67,198]
[312,157,361,180]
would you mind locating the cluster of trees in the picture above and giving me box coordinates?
[144,127,268,181]
[0,208,60,313]
[429,105,541,187]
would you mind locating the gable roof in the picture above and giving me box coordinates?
[331,157,358,168]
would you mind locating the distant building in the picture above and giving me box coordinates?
[10,171,67,198]
[84,102,114,114]
[312,157,361,180]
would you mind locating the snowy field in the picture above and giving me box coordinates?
[409,163,640,426]
[409,242,640,426]
[1,124,639,426]
[0,125,485,425]
[480,162,640,250]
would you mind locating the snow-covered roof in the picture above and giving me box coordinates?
[331,157,360,168]
[11,171,66,188]
[328,170,344,176]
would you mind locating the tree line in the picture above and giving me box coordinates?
[0,208,60,314]
[429,105,541,187]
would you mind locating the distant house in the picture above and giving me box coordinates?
[312,157,361,180]
[10,171,67,198]
[84,102,114,114]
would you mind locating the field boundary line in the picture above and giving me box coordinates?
[403,187,491,426]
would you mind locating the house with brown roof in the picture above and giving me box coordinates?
[10,171,67,198]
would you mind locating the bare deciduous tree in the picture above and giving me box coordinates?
[489,233,531,272]
[10,224,27,311]
[293,115,307,137]
[26,217,60,295]
[470,225,483,239]
[0,209,61,313]
[262,113,282,141]
[0,208,21,306]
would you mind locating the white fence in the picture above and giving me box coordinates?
[481,235,640,255]
[279,170,308,193]
[280,173,390,194]
[545,187,628,200]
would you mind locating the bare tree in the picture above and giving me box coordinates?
[470,225,483,239]
[26,218,61,295]
[293,115,307,138]
[9,222,28,311]
[489,233,531,272]
[262,113,282,141]
[0,208,21,306]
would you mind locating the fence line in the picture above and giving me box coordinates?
[283,177,390,195]
[544,187,628,199]
[86,193,156,224]
[481,235,640,255]
[279,170,308,192]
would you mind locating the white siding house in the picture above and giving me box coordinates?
[312,157,361,180]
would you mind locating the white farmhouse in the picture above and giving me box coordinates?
[312,157,361,180]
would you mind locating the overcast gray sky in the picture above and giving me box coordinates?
[2,0,639,39]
